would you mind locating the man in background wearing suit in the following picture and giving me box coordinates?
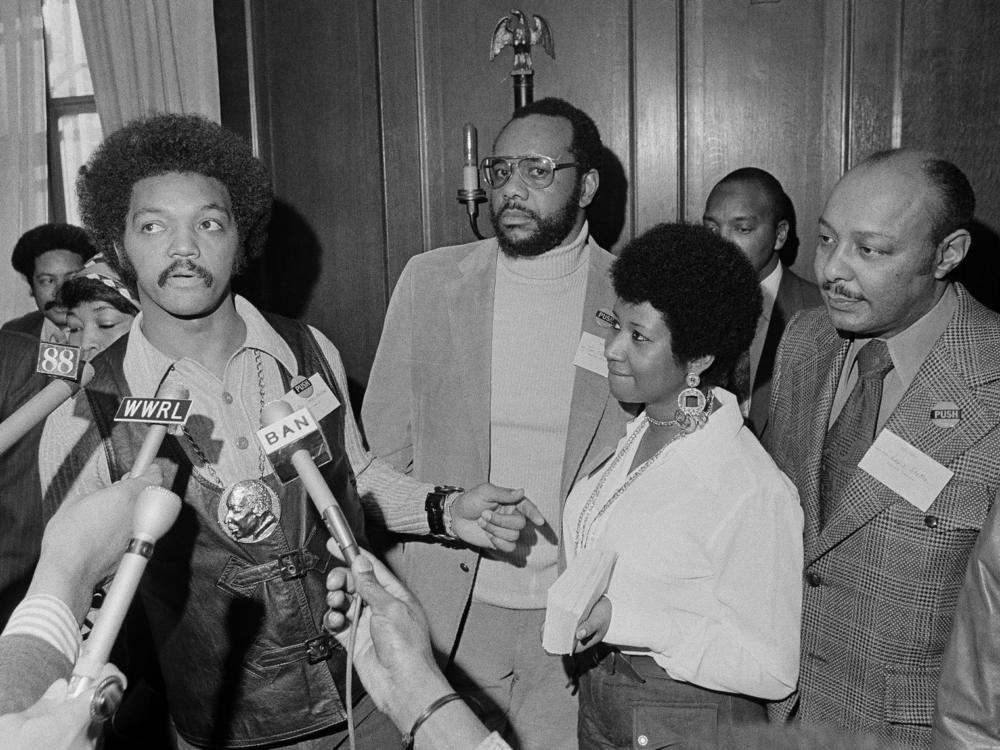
[0,330,50,631]
[2,224,95,342]
[766,149,1000,747]
[362,97,630,750]
[703,167,821,436]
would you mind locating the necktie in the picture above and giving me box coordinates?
[819,339,895,529]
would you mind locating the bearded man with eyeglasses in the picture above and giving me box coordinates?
[362,97,631,750]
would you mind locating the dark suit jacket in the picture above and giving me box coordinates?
[748,268,822,437]
[766,284,1000,747]
[0,331,49,630]
[1,310,44,339]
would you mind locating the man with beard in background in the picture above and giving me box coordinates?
[362,97,630,750]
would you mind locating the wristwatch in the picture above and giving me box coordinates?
[425,485,463,539]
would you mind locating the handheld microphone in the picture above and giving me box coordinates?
[0,361,95,457]
[259,400,360,564]
[114,383,191,477]
[68,485,182,697]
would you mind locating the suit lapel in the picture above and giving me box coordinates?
[749,292,788,435]
[446,246,497,479]
[809,287,1000,563]
[561,246,624,500]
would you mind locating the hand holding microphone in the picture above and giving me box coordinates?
[0,361,95,457]
[68,485,182,698]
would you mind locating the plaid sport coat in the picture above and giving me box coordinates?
[765,284,1000,747]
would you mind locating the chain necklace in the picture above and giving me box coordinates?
[179,349,280,543]
[573,402,712,553]
[645,389,715,431]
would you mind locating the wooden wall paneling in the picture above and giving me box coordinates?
[251,1,387,387]
[844,0,902,164]
[900,0,1000,231]
[409,0,508,255]
[899,0,1000,309]
[632,0,682,231]
[214,1,253,141]
[405,1,635,261]
[374,1,424,292]
[817,0,848,226]
[682,0,836,280]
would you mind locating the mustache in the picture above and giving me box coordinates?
[158,260,214,288]
[499,201,541,221]
[43,300,65,311]
[821,281,863,300]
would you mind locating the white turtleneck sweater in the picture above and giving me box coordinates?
[474,223,591,609]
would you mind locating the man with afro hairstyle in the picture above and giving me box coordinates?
[3,223,96,341]
[38,113,539,750]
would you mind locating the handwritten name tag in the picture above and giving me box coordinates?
[859,429,953,512]
[573,331,608,378]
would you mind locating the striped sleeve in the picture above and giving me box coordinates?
[1,594,81,663]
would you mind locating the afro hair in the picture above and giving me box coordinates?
[611,223,762,387]
[76,113,272,283]
[11,223,96,279]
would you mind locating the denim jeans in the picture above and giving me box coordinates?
[577,646,765,749]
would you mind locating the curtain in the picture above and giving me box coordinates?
[0,1,49,325]
[76,0,221,133]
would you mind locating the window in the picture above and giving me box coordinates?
[42,0,101,224]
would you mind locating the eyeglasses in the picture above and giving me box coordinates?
[479,155,579,190]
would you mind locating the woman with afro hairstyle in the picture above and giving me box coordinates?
[559,223,804,748]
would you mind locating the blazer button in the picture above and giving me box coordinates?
[459,563,470,572]
[805,572,823,587]
[924,515,939,529]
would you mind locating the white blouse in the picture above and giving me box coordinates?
[563,388,803,700]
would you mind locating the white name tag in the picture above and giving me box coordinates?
[283,373,340,420]
[858,428,954,512]
[573,331,608,378]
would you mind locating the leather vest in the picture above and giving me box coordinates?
[87,315,368,747]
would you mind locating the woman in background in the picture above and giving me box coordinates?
[59,254,139,361]
[564,223,803,748]
[40,254,139,521]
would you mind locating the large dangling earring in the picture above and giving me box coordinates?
[674,372,710,433]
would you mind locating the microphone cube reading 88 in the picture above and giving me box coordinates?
[36,342,83,381]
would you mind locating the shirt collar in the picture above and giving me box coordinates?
[842,283,957,391]
[758,263,783,315]
[40,316,67,344]
[633,387,744,495]
[122,295,299,393]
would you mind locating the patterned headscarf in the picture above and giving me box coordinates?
[75,253,140,309]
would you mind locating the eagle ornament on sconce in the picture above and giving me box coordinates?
[489,9,554,111]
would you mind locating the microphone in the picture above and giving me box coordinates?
[456,122,486,240]
[113,382,192,477]
[259,400,360,564]
[0,361,95,457]
[68,485,182,697]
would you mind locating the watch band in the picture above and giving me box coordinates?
[425,486,463,539]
